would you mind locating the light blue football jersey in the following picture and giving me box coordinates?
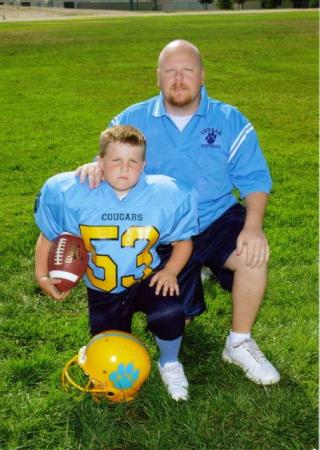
[35,172,198,294]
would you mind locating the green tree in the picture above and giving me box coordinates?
[234,0,246,8]
[198,0,214,9]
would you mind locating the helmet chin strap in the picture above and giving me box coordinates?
[62,355,87,392]
[62,355,139,402]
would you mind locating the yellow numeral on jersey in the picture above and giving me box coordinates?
[80,225,159,292]
[121,226,160,288]
[80,225,118,292]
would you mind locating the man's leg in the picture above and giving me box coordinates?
[221,246,280,385]
[194,204,280,385]
[224,249,267,333]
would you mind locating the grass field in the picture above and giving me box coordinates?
[0,10,318,450]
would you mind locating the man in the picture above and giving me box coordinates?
[76,40,280,386]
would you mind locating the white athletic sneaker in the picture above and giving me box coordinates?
[158,361,189,401]
[222,338,280,385]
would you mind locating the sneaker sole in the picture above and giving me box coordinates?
[222,350,280,386]
[162,383,189,401]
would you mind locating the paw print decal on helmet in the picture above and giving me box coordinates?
[109,363,140,389]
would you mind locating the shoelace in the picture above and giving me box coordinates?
[233,339,268,364]
[163,365,186,386]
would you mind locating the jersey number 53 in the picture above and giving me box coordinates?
[80,225,160,292]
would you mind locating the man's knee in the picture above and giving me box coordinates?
[147,299,185,340]
[225,249,268,275]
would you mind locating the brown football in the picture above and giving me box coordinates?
[48,233,88,292]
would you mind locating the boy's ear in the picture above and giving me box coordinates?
[97,156,104,171]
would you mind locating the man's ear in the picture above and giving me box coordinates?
[156,68,160,87]
[201,69,205,85]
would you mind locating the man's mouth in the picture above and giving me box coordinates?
[172,85,188,92]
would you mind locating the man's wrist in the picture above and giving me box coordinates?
[243,223,263,232]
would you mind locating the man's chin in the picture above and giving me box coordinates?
[167,95,193,108]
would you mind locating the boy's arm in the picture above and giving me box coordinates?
[35,233,71,301]
[149,240,193,296]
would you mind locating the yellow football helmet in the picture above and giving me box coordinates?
[62,330,151,402]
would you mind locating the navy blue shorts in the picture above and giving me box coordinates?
[87,276,185,340]
[157,203,246,318]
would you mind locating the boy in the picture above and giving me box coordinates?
[34,125,198,401]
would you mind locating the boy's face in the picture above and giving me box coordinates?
[98,142,146,196]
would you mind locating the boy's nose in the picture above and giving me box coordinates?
[120,162,129,172]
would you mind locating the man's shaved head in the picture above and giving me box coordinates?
[158,40,203,69]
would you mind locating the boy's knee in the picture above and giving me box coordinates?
[147,300,185,340]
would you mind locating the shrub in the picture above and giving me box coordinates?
[217,0,234,8]
[261,0,281,8]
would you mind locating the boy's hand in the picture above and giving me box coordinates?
[38,276,71,301]
[75,162,104,189]
[149,269,179,296]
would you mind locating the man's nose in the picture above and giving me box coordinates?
[174,70,184,81]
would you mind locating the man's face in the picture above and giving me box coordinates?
[157,47,204,113]
[98,142,146,196]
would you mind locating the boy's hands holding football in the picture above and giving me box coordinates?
[37,276,70,301]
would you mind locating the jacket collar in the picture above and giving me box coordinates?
[152,85,209,118]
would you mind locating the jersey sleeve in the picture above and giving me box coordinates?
[160,187,199,244]
[227,109,272,199]
[34,178,65,241]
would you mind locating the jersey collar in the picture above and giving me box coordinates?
[103,172,147,203]
[152,85,209,118]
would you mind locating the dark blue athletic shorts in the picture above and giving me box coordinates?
[87,276,185,340]
[157,203,246,318]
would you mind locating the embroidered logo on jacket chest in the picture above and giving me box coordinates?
[200,128,222,148]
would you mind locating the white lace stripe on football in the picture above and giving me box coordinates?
[49,270,78,282]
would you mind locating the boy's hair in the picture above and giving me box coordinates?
[99,125,146,159]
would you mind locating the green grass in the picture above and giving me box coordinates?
[0,11,318,450]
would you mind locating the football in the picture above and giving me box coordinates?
[48,233,88,292]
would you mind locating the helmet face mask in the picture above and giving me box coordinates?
[62,331,151,403]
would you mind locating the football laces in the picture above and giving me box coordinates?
[54,238,67,266]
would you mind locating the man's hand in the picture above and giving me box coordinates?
[236,227,269,269]
[38,276,71,301]
[149,268,179,296]
[75,162,104,189]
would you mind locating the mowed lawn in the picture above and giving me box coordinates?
[0,11,318,450]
